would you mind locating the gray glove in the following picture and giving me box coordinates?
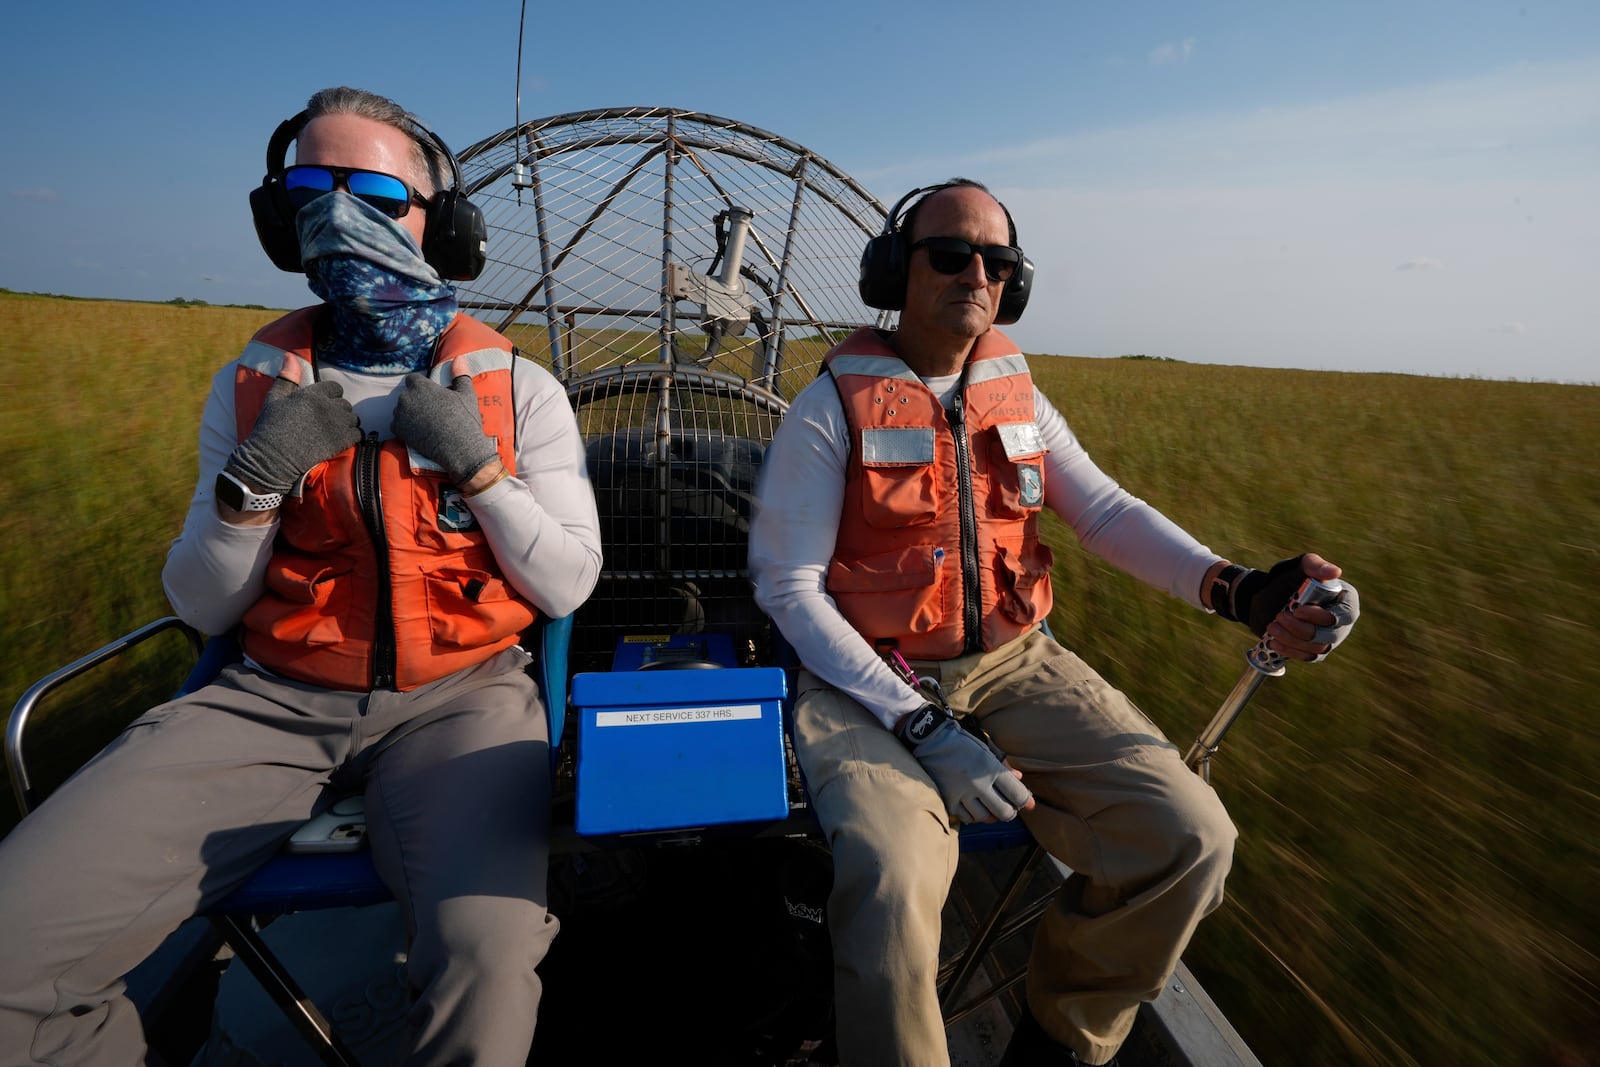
[1229,555,1361,661]
[897,704,1033,824]
[391,373,498,485]
[226,376,361,494]
[1306,580,1359,662]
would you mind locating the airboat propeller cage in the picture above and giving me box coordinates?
[450,107,894,672]
[452,107,891,389]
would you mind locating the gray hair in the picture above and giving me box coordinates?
[303,86,451,195]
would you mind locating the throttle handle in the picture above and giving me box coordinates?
[1246,577,1345,675]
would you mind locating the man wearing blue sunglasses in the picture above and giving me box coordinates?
[751,180,1362,1067]
[0,87,602,1066]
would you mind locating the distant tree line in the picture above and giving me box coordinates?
[0,288,270,311]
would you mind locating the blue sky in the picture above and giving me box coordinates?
[3,0,1595,382]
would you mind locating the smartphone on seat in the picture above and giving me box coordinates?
[286,794,368,853]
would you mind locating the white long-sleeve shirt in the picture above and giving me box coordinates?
[163,356,603,637]
[749,368,1221,730]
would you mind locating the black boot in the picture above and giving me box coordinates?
[997,1006,1119,1067]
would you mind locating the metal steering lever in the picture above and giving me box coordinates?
[1184,577,1346,781]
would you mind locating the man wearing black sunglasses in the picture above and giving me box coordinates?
[750,180,1360,1067]
[0,87,602,1066]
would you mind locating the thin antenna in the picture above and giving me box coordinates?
[512,0,531,194]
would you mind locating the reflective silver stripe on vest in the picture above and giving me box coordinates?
[238,340,511,385]
[861,426,936,465]
[966,352,1031,386]
[239,340,313,383]
[427,346,515,383]
[830,354,922,382]
[997,421,1047,459]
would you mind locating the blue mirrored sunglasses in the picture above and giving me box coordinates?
[283,164,431,220]
[909,236,1021,282]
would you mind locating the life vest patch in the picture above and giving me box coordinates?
[1017,463,1043,507]
[437,488,477,532]
[997,421,1046,459]
[861,426,936,465]
[406,436,501,476]
[407,444,446,474]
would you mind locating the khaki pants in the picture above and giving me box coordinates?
[793,628,1236,1066]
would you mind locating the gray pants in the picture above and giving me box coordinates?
[0,647,556,1067]
[793,628,1238,1066]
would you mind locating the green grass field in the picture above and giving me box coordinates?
[1,292,1595,1065]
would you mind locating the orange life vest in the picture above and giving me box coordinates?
[824,327,1054,659]
[234,306,535,691]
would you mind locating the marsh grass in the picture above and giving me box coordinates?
[1,293,1595,1064]
[1031,358,1599,1065]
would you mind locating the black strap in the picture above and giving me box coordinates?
[1209,563,1250,622]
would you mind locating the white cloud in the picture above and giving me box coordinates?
[873,57,1600,382]
[993,179,1597,382]
[1149,38,1196,66]
[925,57,1600,189]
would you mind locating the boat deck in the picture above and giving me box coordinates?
[136,835,1260,1065]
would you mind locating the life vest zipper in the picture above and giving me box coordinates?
[354,432,397,689]
[949,390,982,655]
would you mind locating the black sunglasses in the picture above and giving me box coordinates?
[283,164,431,220]
[909,236,1021,282]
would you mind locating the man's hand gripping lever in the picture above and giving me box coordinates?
[882,647,1035,825]
[1185,570,1359,782]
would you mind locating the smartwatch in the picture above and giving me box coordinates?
[215,470,284,513]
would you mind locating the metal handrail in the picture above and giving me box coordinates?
[6,616,202,815]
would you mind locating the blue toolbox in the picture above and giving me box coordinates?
[571,656,789,836]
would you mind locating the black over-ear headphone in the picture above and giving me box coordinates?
[858,183,1034,325]
[249,109,487,281]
